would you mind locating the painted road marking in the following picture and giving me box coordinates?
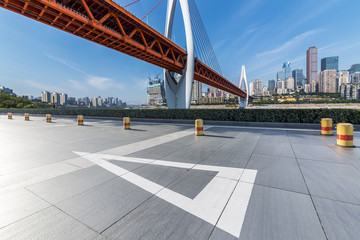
[74,152,256,238]
[97,126,212,156]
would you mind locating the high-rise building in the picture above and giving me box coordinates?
[285,76,295,91]
[349,64,360,74]
[60,93,68,105]
[263,85,268,95]
[292,69,305,87]
[249,82,254,96]
[311,80,318,93]
[283,62,292,80]
[147,77,166,105]
[41,91,51,103]
[307,46,318,85]
[304,84,310,93]
[254,79,263,96]
[107,97,114,105]
[91,97,98,107]
[277,80,285,90]
[350,72,360,84]
[277,72,285,81]
[51,92,60,105]
[191,80,202,103]
[277,62,291,81]
[321,56,339,72]
[268,80,276,92]
[98,97,102,107]
[337,70,350,87]
[319,70,337,93]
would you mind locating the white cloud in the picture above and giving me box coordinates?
[87,76,124,91]
[44,53,88,75]
[257,29,323,57]
[68,79,87,91]
[24,80,64,93]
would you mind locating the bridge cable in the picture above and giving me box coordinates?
[124,0,140,8]
[141,0,164,20]
[188,0,213,71]
[189,6,210,67]
[188,0,223,75]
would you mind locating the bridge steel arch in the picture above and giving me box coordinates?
[239,65,249,108]
[164,0,194,109]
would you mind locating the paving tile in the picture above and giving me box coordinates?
[26,166,117,204]
[299,160,360,205]
[161,146,215,164]
[56,177,152,232]
[0,188,50,228]
[241,154,308,193]
[0,207,100,240]
[292,143,351,163]
[211,184,326,240]
[102,197,214,240]
[199,150,251,168]
[253,141,295,158]
[126,144,185,159]
[166,169,216,199]
[313,197,360,240]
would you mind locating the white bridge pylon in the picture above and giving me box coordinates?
[164,0,194,109]
[239,65,249,108]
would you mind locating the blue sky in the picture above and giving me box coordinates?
[0,0,360,104]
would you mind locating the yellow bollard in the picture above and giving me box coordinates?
[8,113,12,119]
[195,119,204,136]
[77,115,84,126]
[46,114,52,123]
[24,113,30,121]
[336,123,354,147]
[321,118,332,135]
[123,117,130,130]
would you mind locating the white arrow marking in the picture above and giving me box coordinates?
[74,151,256,238]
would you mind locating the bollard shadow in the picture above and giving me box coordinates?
[203,135,235,139]
[126,128,147,132]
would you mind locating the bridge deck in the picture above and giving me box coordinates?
[1,115,359,239]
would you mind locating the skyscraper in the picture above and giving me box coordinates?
[249,82,254,96]
[277,62,291,81]
[285,76,295,91]
[191,80,202,103]
[51,92,60,105]
[254,79,263,96]
[147,77,166,105]
[292,69,305,87]
[349,64,360,74]
[283,62,292,79]
[41,91,51,103]
[319,70,337,93]
[321,56,339,72]
[60,93,68,105]
[268,80,275,92]
[307,46,318,85]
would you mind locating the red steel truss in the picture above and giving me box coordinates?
[0,0,247,98]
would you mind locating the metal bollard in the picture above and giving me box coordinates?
[77,115,84,126]
[46,114,51,123]
[25,113,30,121]
[123,117,130,130]
[321,118,332,135]
[336,123,354,147]
[195,119,204,136]
[8,113,12,119]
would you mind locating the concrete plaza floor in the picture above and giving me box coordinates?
[1,114,360,240]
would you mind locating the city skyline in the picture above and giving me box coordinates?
[1,0,360,104]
